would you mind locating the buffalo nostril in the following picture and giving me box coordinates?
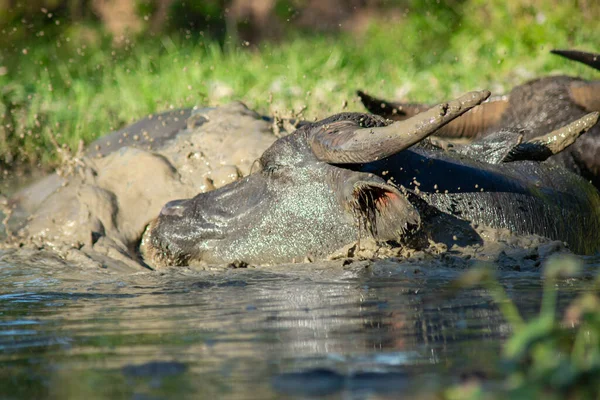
[160,199,187,217]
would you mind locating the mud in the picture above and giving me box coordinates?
[326,228,566,273]
[5,103,279,271]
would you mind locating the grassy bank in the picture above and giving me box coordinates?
[0,0,598,170]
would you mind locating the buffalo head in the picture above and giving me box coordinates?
[140,91,490,267]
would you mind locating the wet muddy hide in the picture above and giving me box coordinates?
[139,90,600,268]
[4,103,279,271]
[3,99,598,273]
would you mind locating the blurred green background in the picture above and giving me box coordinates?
[0,0,598,170]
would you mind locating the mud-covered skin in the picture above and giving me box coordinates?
[10,96,600,270]
[142,103,600,267]
[11,105,264,217]
[141,121,404,266]
[11,103,279,269]
[356,145,600,254]
[87,108,194,158]
[10,108,195,218]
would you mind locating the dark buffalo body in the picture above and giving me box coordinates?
[10,108,197,217]
[87,108,193,158]
[141,92,600,267]
[356,144,600,254]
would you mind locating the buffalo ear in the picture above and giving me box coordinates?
[451,129,524,164]
[349,181,420,241]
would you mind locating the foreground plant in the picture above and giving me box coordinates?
[446,255,600,399]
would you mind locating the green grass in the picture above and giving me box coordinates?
[0,0,598,169]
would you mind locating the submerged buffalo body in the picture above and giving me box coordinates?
[358,50,600,187]
[8,103,280,270]
[141,91,600,267]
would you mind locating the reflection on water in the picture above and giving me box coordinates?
[0,252,597,399]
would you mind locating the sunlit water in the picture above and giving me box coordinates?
[0,249,597,399]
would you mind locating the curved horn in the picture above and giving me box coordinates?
[503,112,600,162]
[551,49,600,71]
[311,90,491,164]
[527,112,599,154]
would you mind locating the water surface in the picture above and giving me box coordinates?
[0,251,596,399]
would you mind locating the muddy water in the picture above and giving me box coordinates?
[1,250,597,399]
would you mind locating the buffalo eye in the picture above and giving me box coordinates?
[262,163,281,175]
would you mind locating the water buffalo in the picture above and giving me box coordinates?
[140,91,600,268]
[358,49,600,187]
[8,108,193,220]
[8,103,280,271]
